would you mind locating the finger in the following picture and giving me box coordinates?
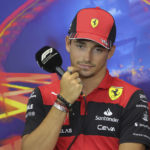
[72,77,82,85]
[76,77,82,84]
[64,70,79,79]
[67,66,79,74]
[67,69,72,74]
[70,72,79,79]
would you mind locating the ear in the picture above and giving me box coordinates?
[108,45,116,59]
[65,36,71,53]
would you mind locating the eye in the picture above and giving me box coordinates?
[76,43,85,49]
[93,47,104,53]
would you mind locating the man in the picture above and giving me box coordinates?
[22,7,150,150]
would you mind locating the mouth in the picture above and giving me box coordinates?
[78,64,94,70]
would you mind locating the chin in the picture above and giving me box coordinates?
[79,70,95,78]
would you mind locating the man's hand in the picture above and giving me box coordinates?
[60,66,83,104]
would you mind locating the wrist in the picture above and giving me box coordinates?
[57,94,72,111]
[53,100,68,113]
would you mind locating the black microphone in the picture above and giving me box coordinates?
[35,46,84,95]
[35,46,65,76]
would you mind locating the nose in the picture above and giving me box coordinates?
[83,49,91,62]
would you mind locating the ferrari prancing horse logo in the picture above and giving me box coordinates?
[91,18,99,28]
[109,86,123,100]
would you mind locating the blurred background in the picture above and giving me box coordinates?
[0,0,150,149]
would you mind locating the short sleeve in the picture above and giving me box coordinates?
[22,87,46,136]
[119,90,150,148]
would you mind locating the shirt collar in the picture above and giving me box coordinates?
[98,69,113,89]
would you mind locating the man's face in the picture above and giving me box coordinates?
[66,37,114,79]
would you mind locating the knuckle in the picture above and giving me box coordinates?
[63,71,68,77]
[76,83,80,88]
[72,72,79,78]
[75,72,79,77]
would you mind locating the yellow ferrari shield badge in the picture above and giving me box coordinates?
[109,86,123,101]
[91,18,99,28]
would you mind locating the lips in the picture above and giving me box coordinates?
[78,64,94,70]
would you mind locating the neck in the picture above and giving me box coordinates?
[81,67,107,96]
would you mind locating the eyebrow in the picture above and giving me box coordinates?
[74,39,87,44]
[74,39,105,48]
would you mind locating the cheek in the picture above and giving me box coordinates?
[94,54,108,66]
[70,52,79,65]
[70,51,81,60]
